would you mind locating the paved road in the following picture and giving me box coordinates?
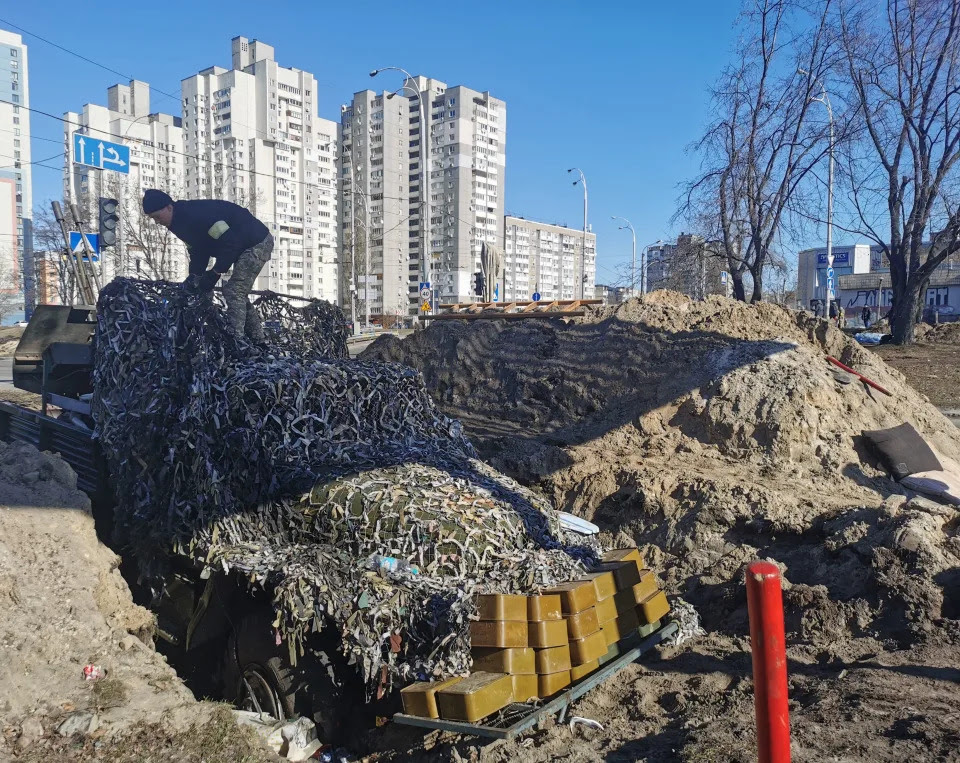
[347,339,376,357]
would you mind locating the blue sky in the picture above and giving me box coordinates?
[6,0,743,286]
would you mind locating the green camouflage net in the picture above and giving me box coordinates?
[92,279,596,694]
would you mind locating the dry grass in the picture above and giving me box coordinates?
[11,704,278,763]
[91,679,127,711]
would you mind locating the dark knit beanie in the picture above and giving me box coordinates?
[142,189,173,214]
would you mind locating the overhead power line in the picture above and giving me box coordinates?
[0,17,181,105]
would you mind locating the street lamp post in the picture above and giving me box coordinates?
[611,216,636,296]
[346,185,370,332]
[800,68,835,315]
[568,168,588,299]
[371,67,431,313]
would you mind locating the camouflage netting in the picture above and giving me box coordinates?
[92,279,595,693]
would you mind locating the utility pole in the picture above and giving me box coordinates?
[642,240,663,295]
[349,191,357,334]
[568,168,588,299]
[611,216,636,296]
[800,69,835,313]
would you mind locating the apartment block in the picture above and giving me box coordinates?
[646,234,727,299]
[64,80,187,282]
[34,250,62,304]
[503,216,596,301]
[340,88,412,323]
[0,29,31,295]
[181,38,338,303]
[341,76,505,320]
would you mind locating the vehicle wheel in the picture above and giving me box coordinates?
[222,610,352,741]
[223,613,299,720]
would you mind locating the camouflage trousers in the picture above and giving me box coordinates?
[222,234,273,342]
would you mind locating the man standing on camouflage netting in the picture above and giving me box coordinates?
[142,189,273,341]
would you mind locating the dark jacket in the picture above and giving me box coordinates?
[168,200,270,276]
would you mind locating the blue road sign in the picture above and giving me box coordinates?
[826,267,835,280]
[73,133,130,174]
[493,283,499,302]
[720,271,728,285]
[69,232,100,260]
[532,291,541,302]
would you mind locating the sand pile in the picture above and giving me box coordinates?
[0,441,271,761]
[362,292,960,652]
[917,320,960,343]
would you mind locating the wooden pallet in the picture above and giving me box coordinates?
[422,299,603,321]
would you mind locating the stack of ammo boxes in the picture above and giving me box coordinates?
[400,548,671,724]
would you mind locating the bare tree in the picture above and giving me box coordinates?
[0,245,23,322]
[31,202,73,304]
[681,0,839,302]
[645,235,729,299]
[96,173,188,282]
[837,0,960,343]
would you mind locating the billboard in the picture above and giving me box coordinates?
[816,250,849,265]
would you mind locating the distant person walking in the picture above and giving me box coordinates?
[861,305,872,329]
[142,189,273,342]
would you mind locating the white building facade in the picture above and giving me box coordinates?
[798,242,960,322]
[64,80,187,283]
[181,38,338,302]
[339,88,412,324]
[796,243,874,308]
[503,215,596,301]
[340,77,505,320]
[0,29,31,297]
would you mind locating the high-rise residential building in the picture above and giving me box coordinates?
[503,215,596,301]
[34,250,62,304]
[646,234,728,300]
[339,88,411,324]
[0,29,31,298]
[181,37,339,302]
[341,76,505,321]
[64,80,187,283]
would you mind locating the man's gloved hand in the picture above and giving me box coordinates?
[182,273,202,292]
[198,269,220,291]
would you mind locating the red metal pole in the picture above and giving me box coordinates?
[746,561,791,763]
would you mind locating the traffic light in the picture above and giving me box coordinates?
[98,197,119,248]
[473,271,485,296]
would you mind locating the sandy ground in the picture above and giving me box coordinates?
[357,638,960,762]
[872,342,960,409]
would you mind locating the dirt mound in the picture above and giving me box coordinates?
[0,441,272,761]
[918,320,960,344]
[362,291,960,656]
[359,293,960,759]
